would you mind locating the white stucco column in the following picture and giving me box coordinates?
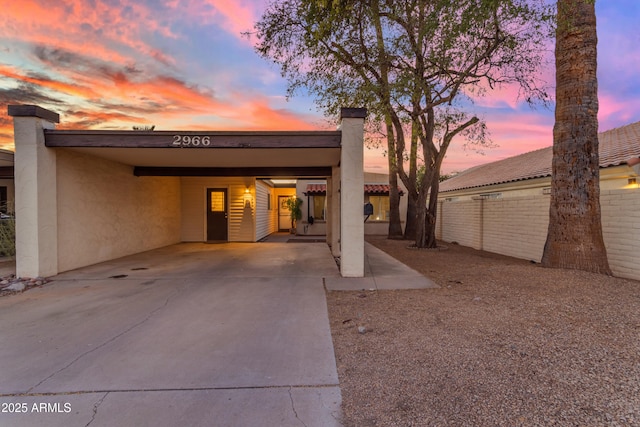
[339,108,366,277]
[326,175,333,250]
[9,105,59,278]
[330,166,341,258]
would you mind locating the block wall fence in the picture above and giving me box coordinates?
[436,189,640,281]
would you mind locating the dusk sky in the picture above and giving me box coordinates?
[1,1,639,173]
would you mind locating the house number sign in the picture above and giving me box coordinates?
[172,135,212,147]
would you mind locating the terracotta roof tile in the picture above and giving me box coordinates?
[306,184,327,194]
[440,121,640,192]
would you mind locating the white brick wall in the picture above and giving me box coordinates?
[601,190,640,280]
[437,190,640,281]
[482,197,549,262]
[440,200,482,249]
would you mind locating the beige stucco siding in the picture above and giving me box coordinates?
[56,149,181,272]
[181,177,255,242]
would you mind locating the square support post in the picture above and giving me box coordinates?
[330,166,341,258]
[8,105,60,278]
[339,108,366,277]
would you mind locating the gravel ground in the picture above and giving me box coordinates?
[327,236,640,426]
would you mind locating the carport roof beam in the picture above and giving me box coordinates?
[44,130,342,149]
[133,166,333,177]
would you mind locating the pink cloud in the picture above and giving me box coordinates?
[598,93,640,130]
[206,0,259,37]
[171,0,262,42]
[470,83,522,109]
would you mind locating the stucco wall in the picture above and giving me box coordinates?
[181,177,255,242]
[437,189,640,280]
[56,149,181,272]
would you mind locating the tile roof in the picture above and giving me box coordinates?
[306,184,404,195]
[306,184,327,194]
[440,121,640,192]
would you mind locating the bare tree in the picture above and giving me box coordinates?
[254,0,551,247]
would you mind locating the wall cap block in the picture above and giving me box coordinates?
[8,105,60,123]
[340,108,367,119]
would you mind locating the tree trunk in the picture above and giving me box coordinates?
[414,163,435,248]
[424,173,440,248]
[385,119,404,240]
[387,170,404,239]
[541,0,611,274]
[404,191,418,240]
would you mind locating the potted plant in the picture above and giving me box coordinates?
[284,196,303,234]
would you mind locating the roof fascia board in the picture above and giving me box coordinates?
[44,130,342,149]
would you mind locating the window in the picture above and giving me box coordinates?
[312,195,326,220]
[0,187,6,213]
[210,191,225,212]
[368,195,390,221]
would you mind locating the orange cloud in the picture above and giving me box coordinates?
[235,99,320,130]
[0,65,100,99]
[0,0,178,67]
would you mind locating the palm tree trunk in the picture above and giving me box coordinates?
[541,0,611,274]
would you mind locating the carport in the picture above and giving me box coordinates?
[9,105,366,279]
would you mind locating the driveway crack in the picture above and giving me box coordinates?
[28,290,179,393]
[288,386,308,427]
[85,392,109,427]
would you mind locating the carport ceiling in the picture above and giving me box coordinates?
[44,130,342,175]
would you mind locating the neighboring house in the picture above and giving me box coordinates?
[0,149,14,213]
[437,120,640,280]
[296,172,408,236]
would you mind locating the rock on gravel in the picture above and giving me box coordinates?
[1,275,49,296]
[5,281,25,292]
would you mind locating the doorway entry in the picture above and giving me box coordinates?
[207,188,228,241]
[278,195,293,232]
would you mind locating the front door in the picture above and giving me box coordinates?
[207,188,228,241]
[278,195,292,231]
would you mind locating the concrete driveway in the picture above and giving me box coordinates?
[0,242,342,427]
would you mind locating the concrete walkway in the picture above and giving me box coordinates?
[326,242,438,291]
[0,239,434,426]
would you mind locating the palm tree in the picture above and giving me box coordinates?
[541,0,611,274]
